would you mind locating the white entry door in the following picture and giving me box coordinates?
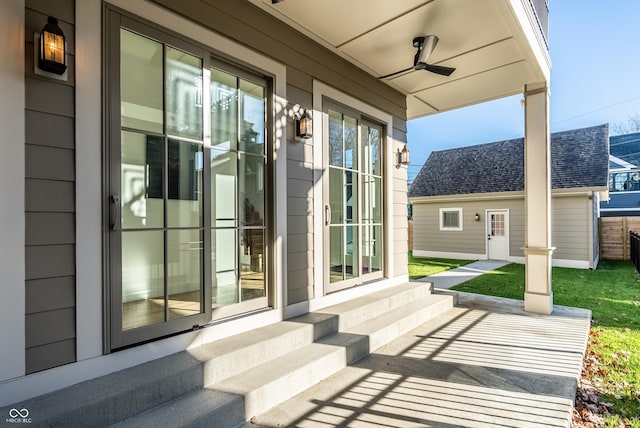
[487,210,509,261]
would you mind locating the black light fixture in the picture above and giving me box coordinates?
[475,213,481,221]
[396,144,410,168]
[296,109,313,140]
[39,17,67,75]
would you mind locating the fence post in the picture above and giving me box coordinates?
[631,231,640,274]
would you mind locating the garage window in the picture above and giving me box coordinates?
[439,208,463,231]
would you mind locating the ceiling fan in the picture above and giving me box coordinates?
[378,35,456,80]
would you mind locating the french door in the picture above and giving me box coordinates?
[106,11,270,349]
[324,102,384,293]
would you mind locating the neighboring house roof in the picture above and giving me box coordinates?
[409,124,609,198]
[609,132,640,166]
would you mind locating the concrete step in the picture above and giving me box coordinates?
[5,282,449,427]
[188,281,432,387]
[313,281,433,331]
[110,389,245,428]
[8,352,205,428]
[122,292,453,425]
[214,334,368,419]
[189,315,336,385]
[346,292,454,351]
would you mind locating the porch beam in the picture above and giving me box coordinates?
[523,83,554,314]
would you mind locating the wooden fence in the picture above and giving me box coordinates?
[408,220,413,252]
[599,217,640,260]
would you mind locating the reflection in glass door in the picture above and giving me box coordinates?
[325,105,384,293]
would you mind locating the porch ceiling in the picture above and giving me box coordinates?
[248,0,550,120]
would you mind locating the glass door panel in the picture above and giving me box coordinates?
[345,225,358,280]
[211,149,237,227]
[121,230,165,330]
[120,29,163,134]
[211,68,238,151]
[120,131,164,229]
[329,226,344,283]
[325,108,384,293]
[328,110,343,167]
[167,139,202,228]
[166,48,203,140]
[239,80,265,155]
[241,228,265,300]
[167,229,203,320]
[212,228,238,307]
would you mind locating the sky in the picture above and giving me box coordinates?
[406,2,640,183]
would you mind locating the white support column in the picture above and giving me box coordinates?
[523,83,554,314]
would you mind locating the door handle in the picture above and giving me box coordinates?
[110,195,121,231]
[325,204,331,225]
[487,235,491,241]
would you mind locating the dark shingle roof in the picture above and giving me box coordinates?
[609,132,640,166]
[409,124,609,198]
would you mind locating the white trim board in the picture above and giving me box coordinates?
[312,80,395,300]
[0,0,26,382]
[76,0,103,362]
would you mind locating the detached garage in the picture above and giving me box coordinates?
[409,124,609,269]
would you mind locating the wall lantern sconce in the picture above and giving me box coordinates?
[35,16,67,80]
[396,144,410,168]
[475,213,481,221]
[295,109,313,140]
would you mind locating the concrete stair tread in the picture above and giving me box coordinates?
[214,338,357,391]
[346,293,454,351]
[111,388,245,428]
[189,319,332,385]
[190,321,312,361]
[347,293,454,337]
[314,282,432,330]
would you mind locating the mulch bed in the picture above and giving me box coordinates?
[571,329,633,428]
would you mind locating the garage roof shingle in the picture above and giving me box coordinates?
[409,124,609,198]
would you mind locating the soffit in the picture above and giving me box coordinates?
[247,0,549,119]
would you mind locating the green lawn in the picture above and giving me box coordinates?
[447,260,640,427]
[408,252,473,280]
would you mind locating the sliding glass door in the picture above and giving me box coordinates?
[106,11,270,349]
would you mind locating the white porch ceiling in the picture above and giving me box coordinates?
[248,0,550,120]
